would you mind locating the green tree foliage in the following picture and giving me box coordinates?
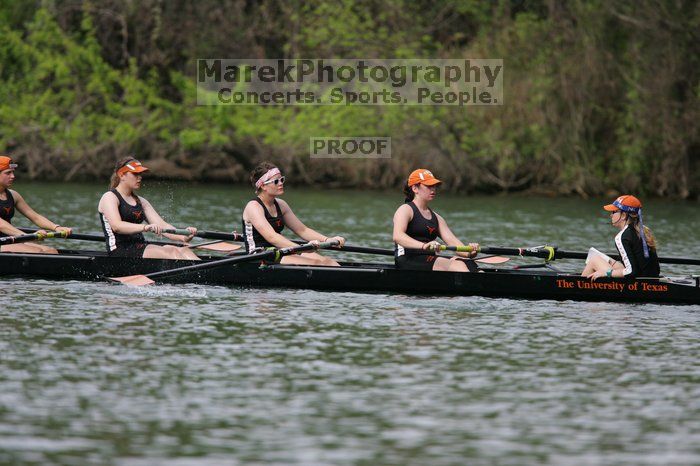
[0,0,697,197]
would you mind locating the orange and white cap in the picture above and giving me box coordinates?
[117,159,149,176]
[407,169,441,187]
[0,156,18,171]
[603,194,650,258]
[603,195,642,212]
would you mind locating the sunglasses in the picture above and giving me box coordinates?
[263,176,285,186]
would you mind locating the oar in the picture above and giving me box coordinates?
[322,242,509,264]
[161,229,243,251]
[0,230,70,245]
[20,227,104,242]
[19,227,240,252]
[162,228,243,241]
[157,230,510,263]
[109,240,340,286]
[425,245,700,266]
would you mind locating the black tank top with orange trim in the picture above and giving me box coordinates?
[395,201,440,257]
[99,189,146,252]
[0,189,15,238]
[242,197,285,253]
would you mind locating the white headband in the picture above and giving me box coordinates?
[255,167,281,189]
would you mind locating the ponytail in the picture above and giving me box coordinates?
[403,182,414,203]
[627,213,657,250]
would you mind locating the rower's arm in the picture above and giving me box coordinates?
[13,190,63,231]
[278,199,327,243]
[98,192,148,235]
[244,201,297,248]
[392,205,425,249]
[0,217,25,236]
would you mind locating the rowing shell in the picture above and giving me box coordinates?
[1,249,698,305]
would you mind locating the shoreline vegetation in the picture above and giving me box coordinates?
[0,1,698,199]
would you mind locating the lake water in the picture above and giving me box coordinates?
[2,181,699,465]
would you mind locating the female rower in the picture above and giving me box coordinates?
[393,169,479,272]
[241,161,345,266]
[0,155,72,254]
[97,157,200,260]
[583,195,659,280]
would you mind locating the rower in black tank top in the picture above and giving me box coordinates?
[243,197,285,252]
[99,189,147,256]
[395,201,440,271]
[0,189,15,238]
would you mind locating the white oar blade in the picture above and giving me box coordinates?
[195,242,241,252]
[475,256,510,264]
[108,275,155,286]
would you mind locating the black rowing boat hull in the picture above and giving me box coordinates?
[1,250,698,304]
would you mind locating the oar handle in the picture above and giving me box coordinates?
[401,244,477,254]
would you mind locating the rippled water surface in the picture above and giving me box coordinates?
[2,182,699,465]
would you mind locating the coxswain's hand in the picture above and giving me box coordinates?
[184,226,197,242]
[144,224,162,235]
[587,270,607,281]
[328,236,345,247]
[423,240,441,252]
[467,242,480,258]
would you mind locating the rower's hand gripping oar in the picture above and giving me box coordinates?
[0,230,70,245]
[407,244,511,264]
[109,240,340,287]
[421,244,558,261]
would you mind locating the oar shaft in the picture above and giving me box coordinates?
[142,240,338,281]
[440,244,700,266]
[162,229,243,241]
[20,227,230,248]
[142,249,274,280]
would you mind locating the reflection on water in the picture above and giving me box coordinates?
[2,182,699,465]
